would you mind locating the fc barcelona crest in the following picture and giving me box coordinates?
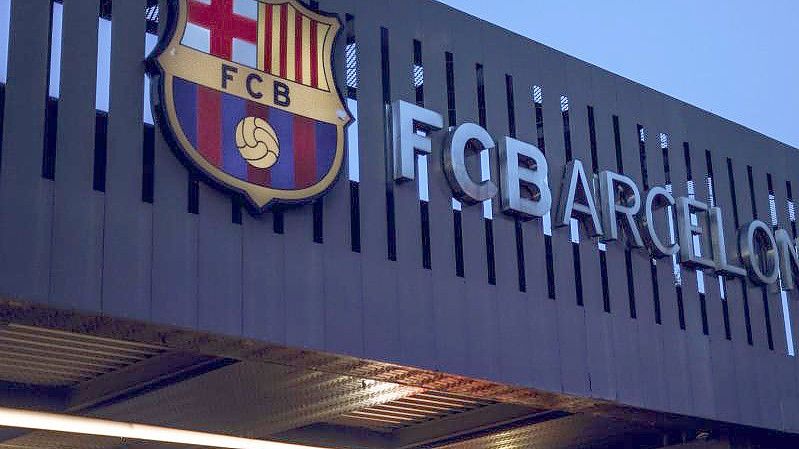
[148,0,352,212]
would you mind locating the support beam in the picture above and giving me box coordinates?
[273,423,393,449]
[0,382,70,443]
[393,404,554,449]
[68,352,230,411]
[661,440,730,449]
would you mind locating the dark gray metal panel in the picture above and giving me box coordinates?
[150,0,199,329]
[0,0,53,302]
[657,97,695,416]
[616,78,659,411]
[732,161,770,350]
[573,69,617,403]
[482,26,534,390]
[769,175,797,430]
[613,80,653,318]
[751,160,788,353]
[680,105,722,421]
[772,174,799,433]
[385,2,420,266]
[320,0,364,358]
[354,2,400,363]
[197,185,243,336]
[150,127,199,328]
[637,87,672,413]
[188,0,241,335]
[713,116,764,427]
[787,297,799,433]
[742,131,785,429]
[589,70,628,320]
[282,208,324,349]
[582,293,616,401]
[688,127,726,339]
[414,1,469,377]
[729,289,760,428]
[662,102,699,336]
[778,165,799,433]
[267,0,331,346]
[387,1,437,370]
[557,56,597,398]
[102,0,153,320]
[638,88,683,356]
[322,244,364,355]
[535,45,590,398]
[572,107,615,401]
[616,79,670,413]
[279,24,325,349]
[506,52,547,304]
[685,115,739,424]
[562,63,603,314]
[241,213,286,344]
[673,111,714,420]
[708,161,759,427]
[452,14,496,382]
[508,38,562,394]
[49,0,103,311]
[536,53,572,305]
[481,29,524,386]
[588,70,641,408]
[790,288,799,433]
[707,332,740,425]
[705,145,748,346]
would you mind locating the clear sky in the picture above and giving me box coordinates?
[437,0,799,149]
[1,1,794,148]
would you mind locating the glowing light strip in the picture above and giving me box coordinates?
[0,407,327,449]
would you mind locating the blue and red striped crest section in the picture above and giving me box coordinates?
[173,77,337,190]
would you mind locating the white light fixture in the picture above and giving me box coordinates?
[0,406,329,449]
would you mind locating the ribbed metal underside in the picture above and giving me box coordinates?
[328,391,495,432]
[436,414,646,449]
[0,324,165,387]
[0,324,549,449]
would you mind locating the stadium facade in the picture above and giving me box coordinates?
[0,0,798,448]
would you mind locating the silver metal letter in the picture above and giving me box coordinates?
[599,171,643,247]
[739,220,780,286]
[639,187,679,258]
[392,100,444,182]
[775,229,799,290]
[556,160,602,237]
[738,220,780,285]
[676,197,716,271]
[498,137,551,219]
[443,123,499,205]
[709,207,746,277]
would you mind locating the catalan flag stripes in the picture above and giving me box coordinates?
[258,3,330,91]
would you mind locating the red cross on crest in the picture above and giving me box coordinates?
[187,0,257,60]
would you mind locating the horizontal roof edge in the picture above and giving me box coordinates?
[428,0,797,152]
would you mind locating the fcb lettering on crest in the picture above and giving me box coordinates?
[148,0,352,212]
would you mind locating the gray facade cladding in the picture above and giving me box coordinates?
[1,0,799,437]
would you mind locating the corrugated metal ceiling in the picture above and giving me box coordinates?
[328,391,496,432]
[0,325,553,449]
[0,324,166,387]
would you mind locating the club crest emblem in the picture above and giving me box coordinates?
[148,0,352,212]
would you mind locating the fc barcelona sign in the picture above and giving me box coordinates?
[149,0,352,212]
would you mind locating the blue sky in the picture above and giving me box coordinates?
[1,1,794,148]
[438,0,799,149]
